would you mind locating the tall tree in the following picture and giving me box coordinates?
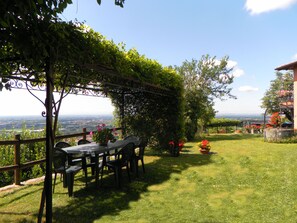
[261,71,293,122]
[176,55,235,140]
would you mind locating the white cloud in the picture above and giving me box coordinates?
[232,68,245,78]
[238,86,259,92]
[245,0,297,15]
[227,60,237,69]
[227,60,245,78]
[214,59,244,78]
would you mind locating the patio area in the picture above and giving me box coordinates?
[1,134,297,223]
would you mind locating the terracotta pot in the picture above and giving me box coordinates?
[199,148,210,154]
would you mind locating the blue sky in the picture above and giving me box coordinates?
[1,0,297,116]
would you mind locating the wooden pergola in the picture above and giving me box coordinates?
[275,60,297,129]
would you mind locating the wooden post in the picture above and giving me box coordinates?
[83,128,87,140]
[14,134,21,185]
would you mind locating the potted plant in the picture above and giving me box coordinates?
[90,123,116,146]
[169,140,179,157]
[178,140,185,152]
[168,139,185,156]
[198,139,211,154]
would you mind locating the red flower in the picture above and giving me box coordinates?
[198,139,211,150]
[201,140,209,147]
[269,112,281,126]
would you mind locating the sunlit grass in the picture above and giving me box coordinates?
[1,134,297,222]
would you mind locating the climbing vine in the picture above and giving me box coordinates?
[1,19,184,151]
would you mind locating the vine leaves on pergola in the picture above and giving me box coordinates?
[0,12,184,223]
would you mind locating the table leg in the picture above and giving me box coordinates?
[82,156,88,187]
[63,174,67,188]
[95,153,99,188]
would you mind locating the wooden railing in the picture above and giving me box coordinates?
[0,128,90,185]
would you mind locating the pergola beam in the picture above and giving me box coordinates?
[4,63,174,97]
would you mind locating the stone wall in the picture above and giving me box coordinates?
[263,128,294,142]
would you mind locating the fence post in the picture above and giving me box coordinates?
[14,134,21,185]
[83,128,87,140]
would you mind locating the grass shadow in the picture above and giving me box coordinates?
[49,152,213,223]
[0,186,43,208]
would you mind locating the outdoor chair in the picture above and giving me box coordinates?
[52,148,82,197]
[134,137,148,177]
[55,141,83,165]
[55,141,88,186]
[105,142,135,188]
[77,138,98,185]
[77,139,91,145]
[54,141,71,149]
[123,135,136,140]
[53,142,72,181]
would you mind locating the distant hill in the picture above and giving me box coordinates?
[0,113,266,135]
[216,114,264,121]
[0,115,114,134]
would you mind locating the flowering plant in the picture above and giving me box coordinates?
[244,124,262,133]
[269,112,281,127]
[90,123,116,145]
[198,139,211,151]
[169,139,185,152]
[178,140,185,149]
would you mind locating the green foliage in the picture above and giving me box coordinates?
[261,71,293,121]
[0,0,124,29]
[111,86,185,151]
[0,1,184,152]
[0,126,46,187]
[207,126,239,134]
[176,55,235,140]
[207,118,241,127]
[80,29,185,150]
[206,118,241,134]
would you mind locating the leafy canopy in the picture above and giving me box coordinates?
[261,71,293,122]
[175,55,235,140]
[1,11,184,150]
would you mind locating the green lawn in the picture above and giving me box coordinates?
[1,134,297,223]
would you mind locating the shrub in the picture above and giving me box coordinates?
[0,125,46,187]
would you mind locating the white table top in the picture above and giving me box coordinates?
[62,137,140,155]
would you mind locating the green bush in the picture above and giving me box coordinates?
[0,125,46,187]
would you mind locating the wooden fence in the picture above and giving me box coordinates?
[0,128,90,185]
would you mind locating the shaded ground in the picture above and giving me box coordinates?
[1,134,297,223]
